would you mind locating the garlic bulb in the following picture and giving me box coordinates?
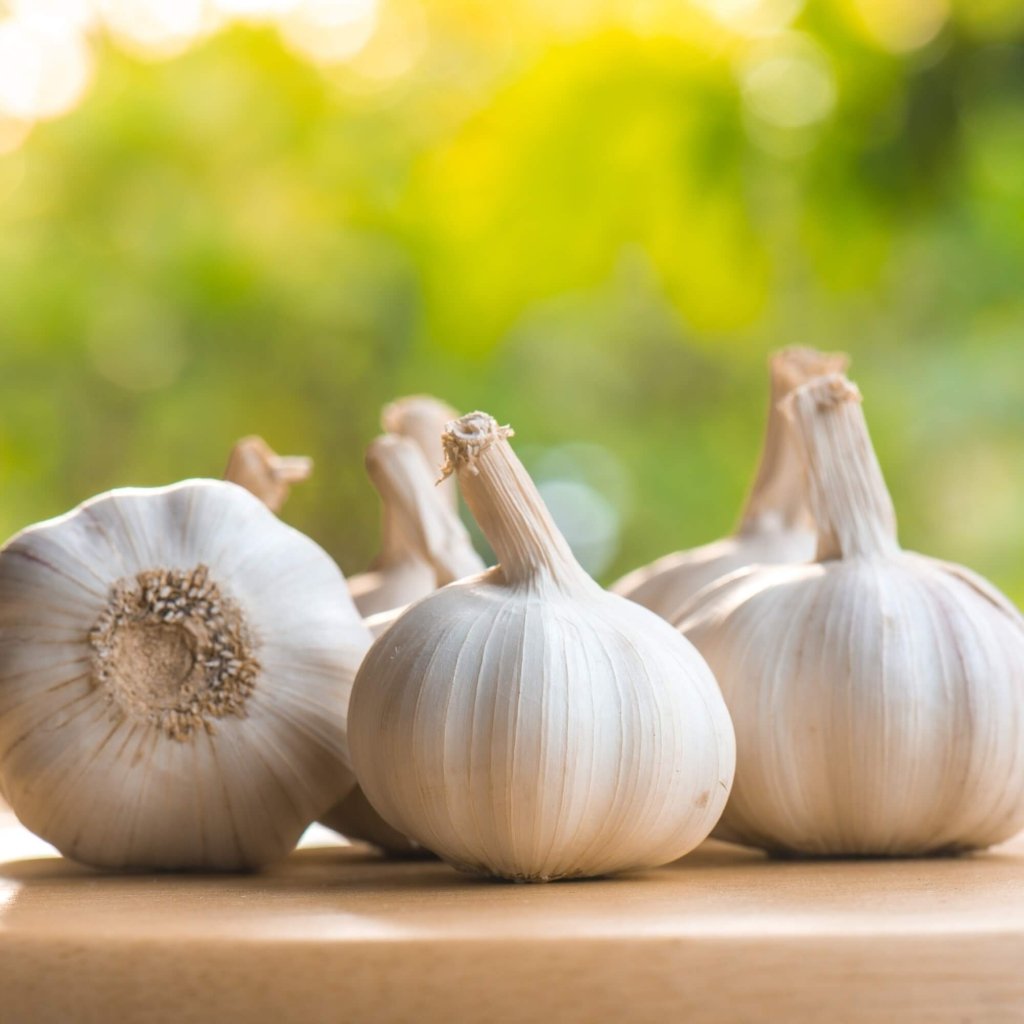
[349,433,483,616]
[323,434,483,854]
[322,783,423,856]
[224,435,312,513]
[348,412,735,882]
[613,347,848,619]
[0,480,371,870]
[676,374,1024,857]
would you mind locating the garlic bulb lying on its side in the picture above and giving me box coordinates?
[323,434,484,854]
[613,347,847,619]
[0,481,371,870]
[348,412,735,882]
[349,432,482,616]
[676,374,1024,857]
[224,435,312,513]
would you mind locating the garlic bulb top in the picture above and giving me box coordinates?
[349,434,483,617]
[223,435,312,513]
[0,480,371,870]
[676,374,1024,857]
[381,394,459,511]
[348,412,735,882]
[612,347,848,619]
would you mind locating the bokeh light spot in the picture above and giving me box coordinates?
[693,0,804,36]
[279,0,378,64]
[98,0,215,60]
[740,33,836,131]
[537,479,620,578]
[0,14,93,121]
[86,298,188,393]
[850,0,949,54]
[212,0,302,17]
[0,113,31,156]
[11,0,97,29]
[347,0,427,85]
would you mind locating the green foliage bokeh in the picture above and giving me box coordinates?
[0,1,1021,601]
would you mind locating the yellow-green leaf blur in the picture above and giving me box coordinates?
[0,0,1021,601]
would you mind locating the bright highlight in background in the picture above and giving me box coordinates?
[97,0,214,59]
[0,0,381,150]
[852,0,949,53]
[0,14,93,120]
[740,32,836,130]
[10,0,96,28]
[280,0,378,64]
[693,0,805,35]
[212,0,302,15]
[0,0,959,156]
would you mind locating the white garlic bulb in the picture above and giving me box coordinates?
[223,435,312,513]
[676,374,1024,857]
[613,347,848,619]
[323,434,483,854]
[349,432,482,616]
[0,480,371,869]
[348,412,735,882]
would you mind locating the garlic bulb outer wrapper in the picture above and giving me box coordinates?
[348,435,482,617]
[224,435,312,513]
[676,374,1024,857]
[348,412,735,882]
[0,480,371,870]
[612,347,847,619]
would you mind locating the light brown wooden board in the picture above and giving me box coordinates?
[1,807,1022,1023]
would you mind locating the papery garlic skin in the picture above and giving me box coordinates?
[676,375,1024,857]
[613,348,847,619]
[349,413,735,882]
[0,481,370,870]
[224,435,312,513]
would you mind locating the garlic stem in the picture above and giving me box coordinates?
[784,374,900,561]
[224,436,312,514]
[739,347,848,534]
[382,395,459,512]
[365,435,483,584]
[373,490,418,569]
[442,413,588,587]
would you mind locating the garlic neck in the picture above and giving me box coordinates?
[374,501,418,569]
[443,413,590,589]
[784,374,900,562]
[382,395,459,514]
[224,436,312,514]
[739,347,848,536]
[367,434,483,583]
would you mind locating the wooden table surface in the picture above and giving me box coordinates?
[1,805,1022,1023]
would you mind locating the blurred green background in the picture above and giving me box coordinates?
[0,0,1021,601]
